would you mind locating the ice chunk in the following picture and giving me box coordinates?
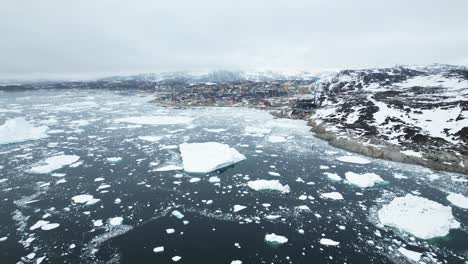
[41,223,60,230]
[398,247,422,262]
[179,142,246,173]
[267,135,287,143]
[345,172,385,188]
[320,192,344,200]
[264,233,288,245]
[189,177,201,183]
[446,192,468,209]
[109,217,124,226]
[208,176,220,183]
[323,172,341,181]
[115,116,193,125]
[203,128,227,133]
[166,228,175,234]
[93,220,103,227]
[233,205,247,212]
[0,236,7,242]
[71,194,100,205]
[155,165,183,172]
[378,194,460,239]
[138,136,163,142]
[265,215,281,220]
[30,220,49,230]
[172,256,182,262]
[320,238,339,246]
[171,210,184,219]
[247,180,290,194]
[106,157,122,163]
[153,246,164,253]
[29,155,80,174]
[231,261,242,264]
[336,155,371,164]
[268,171,281,177]
[0,117,48,144]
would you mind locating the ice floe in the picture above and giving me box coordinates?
[30,155,80,174]
[336,155,371,164]
[264,233,288,245]
[398,247,422,262]
[115,116,193,126]
[172,256,182,262]
[109,217,124,226]
[179,142,246,173]
[71,194,100,205]
[320,192,344,200]
[267,135,287,143]
[233,205,247,213]
[319,238,339,246]
[171,210,184,219]
[155,165,183,172]
[0,117,48,144]
[446,192,468,209]
[323,172,341,181]
[378,194,460,239]
[106,157,122,163]
[153,246,164,253]
[138,136,163,142]
[247,180,290,194]
[345,172,385,188]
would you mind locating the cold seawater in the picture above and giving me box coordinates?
[0,90,467,264]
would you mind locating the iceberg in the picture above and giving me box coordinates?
[378,194,460,239]
[247,180,290,194]
[30,155,80,174]
[179,142,246,173]
[0,117,48,145]
[345,172,385,188]
[319,238,339,246]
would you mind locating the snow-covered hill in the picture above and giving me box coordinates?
[313,64,468,174]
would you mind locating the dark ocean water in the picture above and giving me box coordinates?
[0,90,467,264]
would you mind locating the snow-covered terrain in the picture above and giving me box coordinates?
[315,64,468,174]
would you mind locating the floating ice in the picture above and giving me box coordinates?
[189,177,201,183]
[320,238,339,246]
[378,194,460,239]
[172,256,182,262]
[166,228,175,234]
[446,192,468,209]
[138,136,163,142]
[203,128,227,133]
[155,165,183,172]
[115,116,193,126]
[231,261,242,264]
[208,176,220,183]
[30,155,80,174]
[323,172,341,181]
[153,246,164,253]
[264,233,288,245]
[93,220,103,227]
[398,247,422,262]
[265,215,281,220]
[267,135,287,143]
[30,220,49,231]
[345,172,385,188]
[109,217,123,226]
[401,150,423,158]
[320,192,344,200]
[336,155,371,164]
[233,205,247,213]
[268,171,281,177]
[106,157,122,163]
[0,236,7,242]
[247,180,290,194]
[0,117,48,145]
[179,142,246,173]
[171,210,184,219]
[41,223,60,230]
[71,194,100,205]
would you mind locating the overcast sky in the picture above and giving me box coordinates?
[1,0,468,79]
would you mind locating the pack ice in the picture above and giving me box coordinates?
[29,155,80,174]
[378,194,460,239]
[179,142,246,173]
[0,117,48,144]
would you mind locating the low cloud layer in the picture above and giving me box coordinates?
[1,0,468,78]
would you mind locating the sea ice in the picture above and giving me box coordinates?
[233,205,247,212]
[320,192,344,200]
[267,135,287,143]
[109,217,123,226]
[268,171,281,177]
[323,172,342,181]
[153,246,164,253]
[264,233,288,245]
[115,116,193,126]
[106,157,122,163]
[30,155,80,174]
[155,165,183,172]
[378,194,460,239]
[171,210,184,219]
[71,194,100,205]
[247,180,290,194]
[345,172,385,188]
[231,261,242,264]
[446,192,468,209]
[336,155,371,164]
[319,238,339,246]
[172,256,181,262]
[138,136,163,142]
[179,142,246,173]
[398,247,422,262]
[166,228,175,234]
[0,117,48,145]
[208,176,220,183]
[41,223,60,230]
